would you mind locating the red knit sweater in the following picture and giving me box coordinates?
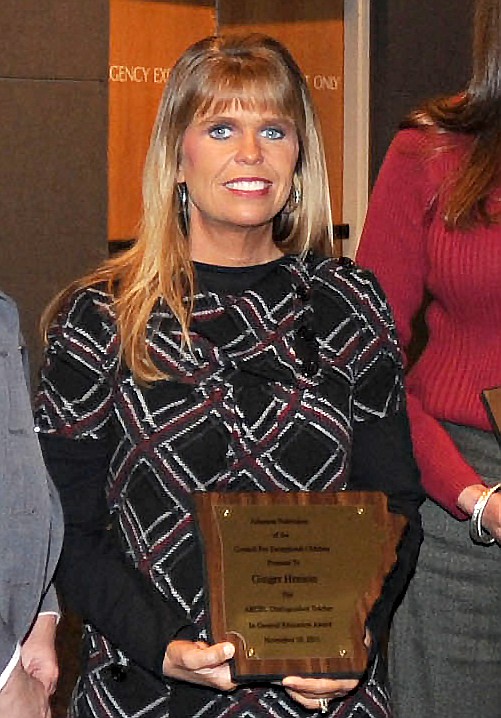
[357,128,501,518]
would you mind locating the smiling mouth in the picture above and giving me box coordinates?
[224,179,272,191]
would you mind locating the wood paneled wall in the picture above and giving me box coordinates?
[0,1,109,382]
[219,0,344,227]
[0,1,474,378]
[108,0,344,246]
[108,0,215,239]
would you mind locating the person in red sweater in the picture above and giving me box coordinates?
[356,1,501,716]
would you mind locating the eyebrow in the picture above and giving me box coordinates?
[195,114,295,127]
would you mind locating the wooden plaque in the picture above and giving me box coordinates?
[193,491,407,681]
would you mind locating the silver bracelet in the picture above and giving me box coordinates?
[469,482,501,545]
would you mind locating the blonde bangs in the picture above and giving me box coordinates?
[190,59,302,128]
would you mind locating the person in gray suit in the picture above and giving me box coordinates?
[0,291,63,717]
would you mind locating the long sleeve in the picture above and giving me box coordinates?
[346,269,424,644]
[350,411,423,644]
[35,288,196,676]
[39,434,196,676]
[0,291,63,683]
[39,585,59,615]
[356,129,484,518]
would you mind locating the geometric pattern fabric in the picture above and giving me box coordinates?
[37,255,402,717]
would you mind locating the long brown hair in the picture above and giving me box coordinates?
[401,0,501,228]
[42,34,334,383]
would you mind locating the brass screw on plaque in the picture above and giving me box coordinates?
[223,509,231,518]
[247,648,255,657]
[339,649,347,657]
[357,507,364,515]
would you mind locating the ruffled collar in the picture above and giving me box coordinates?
[149,254,320,387]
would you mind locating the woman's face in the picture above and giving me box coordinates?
[177,103,299,246]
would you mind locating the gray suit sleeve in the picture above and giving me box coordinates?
[39,584,59,616]
[0,292,63,677]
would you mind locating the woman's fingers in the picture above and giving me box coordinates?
[282,675,359,709]
[283,688,331,712]
[282,675,358,694]
[163,640,237,691]
[178,641,234,671]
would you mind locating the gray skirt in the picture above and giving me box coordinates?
[388,422,501,718]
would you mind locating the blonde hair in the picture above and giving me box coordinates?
[43,34,334,382]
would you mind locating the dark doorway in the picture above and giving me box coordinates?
[370,0,474,183]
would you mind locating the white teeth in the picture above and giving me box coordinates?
[225,180,269,191]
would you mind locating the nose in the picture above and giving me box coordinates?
[235,131,263,165]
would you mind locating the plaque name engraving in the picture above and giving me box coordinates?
[194,491,407,681]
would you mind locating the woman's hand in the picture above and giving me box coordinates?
[281,675,359,712]
[162,639,237,691]
[458,484,501,544]
[281,629,371,712]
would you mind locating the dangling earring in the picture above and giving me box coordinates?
[177,182,190,235]
[284,179,302,214]
[274,179,302,243]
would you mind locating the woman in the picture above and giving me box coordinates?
[35,34,422,718]
[356,1,501,716]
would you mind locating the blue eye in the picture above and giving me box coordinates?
[261,127,285,140]
[208,125,232,140]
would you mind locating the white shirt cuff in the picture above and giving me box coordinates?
[38,610,61,625]
[0,644,21,692]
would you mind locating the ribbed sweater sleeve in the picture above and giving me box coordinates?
[357,129,483,518]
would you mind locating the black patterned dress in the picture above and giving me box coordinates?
[35,254,423,718]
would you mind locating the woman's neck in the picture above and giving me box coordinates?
[189,218,283,267]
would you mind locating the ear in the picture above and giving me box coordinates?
[176,141,185,183]
[176,164,185,183]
